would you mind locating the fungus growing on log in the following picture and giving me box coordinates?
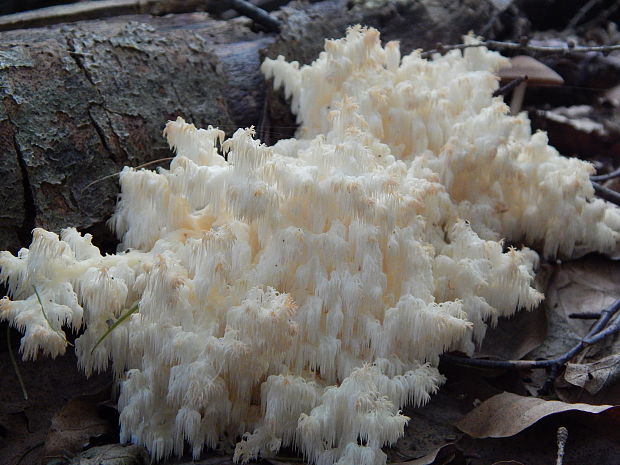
[496,55,564,114]
[1,26,618,465]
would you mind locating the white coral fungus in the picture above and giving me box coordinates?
[1,26,618,465]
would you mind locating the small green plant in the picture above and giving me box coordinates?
[33,285,72,347]
[7,325,28,400]
[90,303,139,355]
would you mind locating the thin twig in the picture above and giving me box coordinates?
[421,40,620,58]
[229,0,281,33]
[581,0,620,29]
[83,157,173,190]
[565,0,602,31]
[584,315,620,344]
[441,299,620,370]
[591,167,620,182]
[592,181,620,206]
[478,8,503,38]
[492,76,527,97]
[7,325,29,400]
[33,285,73,347]
[15,442,44,465]
[568,311,601,319]
[90,302,139,354]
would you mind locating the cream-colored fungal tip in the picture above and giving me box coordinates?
[0,25,617,465]
[264,26,617,258]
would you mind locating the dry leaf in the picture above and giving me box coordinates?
[67,444,148,465]
[475,264,551,361]
[564,354,620,394]
[399,443,461,465]
[476,304,547,361]
[556,354,620,405]
[43,388,116,459]
[547,257,620,335]
[389,385,467,464]
[455,392,615,438]
[527,257,620,376]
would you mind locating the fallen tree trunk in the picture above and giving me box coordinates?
[0,0,500,254]
[0,12,272,253]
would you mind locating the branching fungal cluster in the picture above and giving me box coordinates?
[1,26,618,465]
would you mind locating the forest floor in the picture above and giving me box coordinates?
[1,1,620,464]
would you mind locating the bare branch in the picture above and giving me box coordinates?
[229,0,281,33]
[592,182,620,206]
[442,299,620,372]
[591,167,620,182]
[568,311,601,319]
[421,39,620,58]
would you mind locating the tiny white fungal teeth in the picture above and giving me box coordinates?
[0,25,617,465]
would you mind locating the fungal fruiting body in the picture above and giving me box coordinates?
[1,26,618,465]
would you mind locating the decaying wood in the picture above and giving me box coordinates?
[0,0,501,254]
[0,0,205,32]
[0,13,271,253]
[0,0,291,33]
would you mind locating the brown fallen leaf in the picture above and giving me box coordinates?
[556,354,620,405]
[67,443,149,465]
[532,105,611,161]
[546,257,620,337]
[43,387,116,460]
[399,443,461,465]
[525,257,620,394]
[384,382,467,464]
[476,303,547,361]
[454,392,615,438]
[475,264,552,361]
[564,354,620,395]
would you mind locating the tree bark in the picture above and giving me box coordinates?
[0,0,500,254]
[0,13,270,253]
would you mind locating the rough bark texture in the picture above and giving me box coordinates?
[0,13,270,253]
[0,0,499,254]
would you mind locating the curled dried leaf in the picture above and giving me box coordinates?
[455,392,615,438]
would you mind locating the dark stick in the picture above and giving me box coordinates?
[540,363,561,395]
[591,167,620,182]
[229,0,281,33]
[568,311,601,319]
[421,40,620,58]
[565,0,602,31]
[441,299,620,370]
[592,182,620,206]
[492,76,527,97]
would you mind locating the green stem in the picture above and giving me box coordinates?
[7,325,28,400]
[33,285,72,347]
[90,303,139,355]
